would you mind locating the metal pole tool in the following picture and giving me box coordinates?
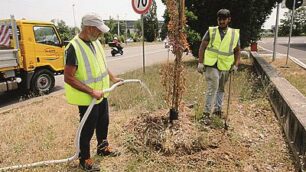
[224,72,232,130]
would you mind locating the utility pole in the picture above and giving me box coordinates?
[285,0,296,67]
[125,21,128,45]
[117,15,120,37]
[272,2,280,62]
[125,13,128,45]
[72,4,77,35]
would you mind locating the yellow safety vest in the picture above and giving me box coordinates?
[204,27,240,71]
[64,36,110,105]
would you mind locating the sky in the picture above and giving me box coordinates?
[263,5,288,29]
[0,0,167,27]
[0,0,286,29]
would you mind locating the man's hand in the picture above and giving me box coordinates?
[231,65,238,72]
[197,63,205,74]
[90,90,104,100]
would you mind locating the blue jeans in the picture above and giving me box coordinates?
[204,67,229,114]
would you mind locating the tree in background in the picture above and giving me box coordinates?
[104,18,126,43]
[113,21,126,39]
[51,19,75,41]
[162,0,279,57]
[161,0,201,54]
[143,0,159,42]
[134,20,142,35]
[279,6,306,36]
[160,7,169,40]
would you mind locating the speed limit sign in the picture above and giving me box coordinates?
[132,0,153,14]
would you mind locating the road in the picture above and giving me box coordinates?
[258,36,306,64]
[0,43,175,108]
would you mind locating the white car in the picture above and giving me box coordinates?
[126,38,133,43]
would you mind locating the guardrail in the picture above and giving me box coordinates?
[251,51,306,171]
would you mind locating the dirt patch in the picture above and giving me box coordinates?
[120,100,294,171]
[125,108,208,156]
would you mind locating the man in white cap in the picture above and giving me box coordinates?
[64,13,122,171]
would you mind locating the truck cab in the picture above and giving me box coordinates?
[0,16,64,94]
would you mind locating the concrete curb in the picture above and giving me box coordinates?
[251,51,306,171]
[0,90,64,114]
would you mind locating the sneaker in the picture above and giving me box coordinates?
[97,140,121,157]
[213,111,222,118]
[79,159,100,172]
[199,112,211,125]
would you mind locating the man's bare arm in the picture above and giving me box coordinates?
[107,69,123,83]
[233,46,241,66]
[198,40,209,63]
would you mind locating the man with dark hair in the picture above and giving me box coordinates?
[197,9,240,123]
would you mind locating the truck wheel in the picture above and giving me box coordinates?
[30,69,55,95]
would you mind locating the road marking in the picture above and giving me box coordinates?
[258,45,306,69]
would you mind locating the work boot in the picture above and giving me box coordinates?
[213,111,222,118]
[199,112,211,125]
[79,158,100,172]
[97,140,121,157]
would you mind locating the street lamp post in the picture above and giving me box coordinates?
[125,13,128,45]
[272,2,280,62]
[72,4,77,35]
[117,15,120,37]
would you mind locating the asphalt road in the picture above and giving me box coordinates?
[0,43,175,108]
[258,36,306,64]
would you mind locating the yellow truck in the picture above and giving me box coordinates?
[0,15,64,94]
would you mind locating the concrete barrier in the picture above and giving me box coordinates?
[251,52,306,171]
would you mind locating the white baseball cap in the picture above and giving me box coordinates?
[82,13,110,33]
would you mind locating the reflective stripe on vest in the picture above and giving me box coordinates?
[64,36,109,105]
[204,27,239,70]
[74,39,108,85]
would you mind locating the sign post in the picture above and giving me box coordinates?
[131,0,153,73]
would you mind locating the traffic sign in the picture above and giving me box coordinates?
[132,0,153,14]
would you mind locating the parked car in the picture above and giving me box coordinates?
[126,38,133,43]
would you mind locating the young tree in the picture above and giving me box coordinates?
[160,8,169,40]
[143,0,159,42]
[161,0,188,121]
[113,21,126,38]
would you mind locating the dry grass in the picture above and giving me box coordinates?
[0,58,295,171]
[263,56,306,96]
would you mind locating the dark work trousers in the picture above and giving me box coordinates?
[78,98,109,161]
